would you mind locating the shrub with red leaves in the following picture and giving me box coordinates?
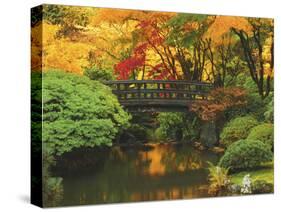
[191,87,247,121]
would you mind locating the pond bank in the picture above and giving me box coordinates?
[230,162,274,185]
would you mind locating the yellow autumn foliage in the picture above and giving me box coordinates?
[31,5,273,84]
[205,16,252,45]
[92,8,176,25]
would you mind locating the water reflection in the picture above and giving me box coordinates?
[51,143,219,206]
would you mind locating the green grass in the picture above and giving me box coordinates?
[230,162,274,185]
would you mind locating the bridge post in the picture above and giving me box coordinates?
[124,84,128,99]
[162,83,166,98]
[131,83,136,99]
[144,83,147,98]
[157,83,160,98]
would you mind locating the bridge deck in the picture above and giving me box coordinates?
[105,80,213,112]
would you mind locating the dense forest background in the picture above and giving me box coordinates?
[31,5,273,90]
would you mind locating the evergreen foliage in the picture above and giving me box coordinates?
[41,70,130,155]
[219,139,273,171]
[220,116,259,147]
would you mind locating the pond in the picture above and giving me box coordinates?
[50,142,220,206]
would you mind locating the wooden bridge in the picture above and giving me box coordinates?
[105,80,213,112]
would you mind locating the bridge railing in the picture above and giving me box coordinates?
[105,80,213,101]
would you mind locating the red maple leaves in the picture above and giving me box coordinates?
[114,19,174,80]
[114,44,147,80]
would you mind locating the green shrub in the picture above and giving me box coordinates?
[264,98,274,123]
[31,72,43,154]
[40,70,130,155]
[220,116,259,147]
[224,92,271,122]
[219,139,273,171]
[157,112,199,141]
[84,66,114,81]
[247,123,274,149]
[230,74,257,93]
[153,128,165,140]
[252,180,274,194]
[157,112,184,140]
[225,74,273,121]
[246,92,273,121]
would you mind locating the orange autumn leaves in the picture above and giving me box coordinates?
[205,16,252,45]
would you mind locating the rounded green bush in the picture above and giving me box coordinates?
[219,139,273,171]
[247,123,274,149]
[220,116,259,147]
[40,70,131,155]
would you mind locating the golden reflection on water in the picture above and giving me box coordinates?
[54,143,219,206]
[139,144,166,176]
[106,143,209,202]
[130,185,209,201]
[139,143,204,176]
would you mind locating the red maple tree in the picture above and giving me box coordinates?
[114,19,176,80]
